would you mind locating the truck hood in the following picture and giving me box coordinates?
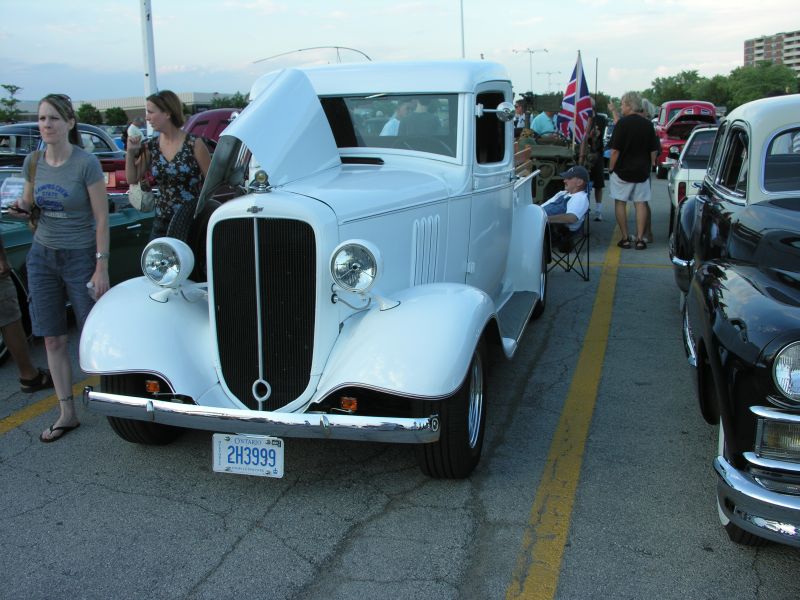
[664,105,716,141]
[200,68,340,205]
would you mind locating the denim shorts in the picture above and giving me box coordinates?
[26,242,96,337]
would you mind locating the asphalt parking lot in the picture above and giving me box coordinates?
[1,177,799,600]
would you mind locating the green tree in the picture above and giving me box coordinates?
[210,91,248,109]
[645,70,703,105]
[105,106,128,126]
[77,102,103,124]
[727,61,798,109]
[0,84,23,122]
[688,75,732,111]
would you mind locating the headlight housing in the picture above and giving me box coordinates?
[773,341,800,403]
[141,238,195,288]
[330,240,381,294]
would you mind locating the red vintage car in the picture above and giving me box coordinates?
[655,100,717,178]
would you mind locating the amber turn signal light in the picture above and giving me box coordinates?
[144,380,161,394]
[340,396,358,412]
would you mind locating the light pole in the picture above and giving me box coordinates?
[513,48,548,95]
[537,71,562,93]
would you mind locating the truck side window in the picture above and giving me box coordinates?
[475,92,505,164]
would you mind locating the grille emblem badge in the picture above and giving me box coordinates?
[247,206,263,213]
[252,378,272,411]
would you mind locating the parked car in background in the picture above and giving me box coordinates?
[0,122,130,202]
[655,100,717,178]
[80,60,550,480]
[0,198,154,363]
[669,93,800,547]
[666,124,717,236]
[183,108,239,153]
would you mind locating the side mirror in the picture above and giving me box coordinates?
[474,102,515,122]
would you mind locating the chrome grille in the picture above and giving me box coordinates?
[211,218,316,410]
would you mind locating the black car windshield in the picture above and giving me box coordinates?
[765,129,800,193]
[320,94,458,158]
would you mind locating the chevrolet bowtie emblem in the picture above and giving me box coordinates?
[247,206,263,213]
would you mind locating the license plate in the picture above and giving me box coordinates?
[212,433,284,478]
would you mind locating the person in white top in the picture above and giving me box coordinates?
[379,100,415,136]
[541,165,590,250]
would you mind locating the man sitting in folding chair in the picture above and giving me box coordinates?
[543,165,591,280]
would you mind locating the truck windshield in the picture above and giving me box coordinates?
[320,94,458,158]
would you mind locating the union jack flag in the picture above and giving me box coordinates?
[555,51,593,143]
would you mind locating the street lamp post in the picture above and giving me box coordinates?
[513,48,548,95]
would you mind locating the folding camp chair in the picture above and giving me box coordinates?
[547,215,590,281]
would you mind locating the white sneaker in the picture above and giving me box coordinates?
[593,207,602,221]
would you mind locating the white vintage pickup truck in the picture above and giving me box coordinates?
[80,60,550,479]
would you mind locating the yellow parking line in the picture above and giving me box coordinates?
[0,375,99,436]
[506,231,621,600]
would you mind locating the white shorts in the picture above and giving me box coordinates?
[610,172,651,203]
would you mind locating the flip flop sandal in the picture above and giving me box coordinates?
[20,368,54,393]
[617,239,632,249]
[635,239,647,250]
[39,423,80,443]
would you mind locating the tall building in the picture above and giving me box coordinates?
[744,30,800,75]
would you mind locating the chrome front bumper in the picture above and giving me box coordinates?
[714,456,800,547]
[84,387,440,444]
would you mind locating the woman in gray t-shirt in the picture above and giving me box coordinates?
[15,93,110,443]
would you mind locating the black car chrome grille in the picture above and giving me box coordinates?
[211,218,316,411]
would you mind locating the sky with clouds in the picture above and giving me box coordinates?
[1,0,797,103]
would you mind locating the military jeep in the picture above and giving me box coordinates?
[528,138,577,204]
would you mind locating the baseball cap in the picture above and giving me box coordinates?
[559,165,589,183]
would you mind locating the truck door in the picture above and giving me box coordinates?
[467,88,514,301]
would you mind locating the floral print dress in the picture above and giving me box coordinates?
[146,133,203,239]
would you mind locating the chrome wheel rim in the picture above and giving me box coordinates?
[467,352,484,449]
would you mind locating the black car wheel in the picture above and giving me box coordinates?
[416,344,486,478]
[102,375,183,445]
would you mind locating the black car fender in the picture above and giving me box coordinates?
[671,195,701,293]
[691,260,800,462]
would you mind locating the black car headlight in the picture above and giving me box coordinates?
[774,341,800,403]
[141,238,195,288]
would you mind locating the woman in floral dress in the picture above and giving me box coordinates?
[125,90,211,239]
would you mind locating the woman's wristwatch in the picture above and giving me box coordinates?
[96,252,110,260]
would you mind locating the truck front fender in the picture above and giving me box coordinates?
[315,283,495,400]
[79,277,224,405]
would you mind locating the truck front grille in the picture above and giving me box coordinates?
[211,218,316,411]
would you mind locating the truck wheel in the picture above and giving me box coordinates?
[416,345,486,478]
[531,240,548,320]
[102,375,183,445]
[0,270,33,366]
[716,421,768,546]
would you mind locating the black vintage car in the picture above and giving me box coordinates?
[669,93,800,547]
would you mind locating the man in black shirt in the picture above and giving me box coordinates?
[608,92,660,249]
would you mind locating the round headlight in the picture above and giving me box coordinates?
[330,240,381,294]
[141,238,195,288]
[773,341,800,402]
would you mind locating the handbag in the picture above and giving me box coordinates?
[27,151,41,232]
[128,146,154,212]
